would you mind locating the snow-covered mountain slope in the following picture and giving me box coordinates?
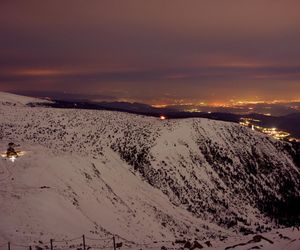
[0,91,51,106]
[0,93,299,249]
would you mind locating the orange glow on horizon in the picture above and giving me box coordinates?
[152,104,168,108]
[151,98,300,108]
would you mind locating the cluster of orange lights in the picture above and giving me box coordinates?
[239,118,292,141]
[152,99,300,110]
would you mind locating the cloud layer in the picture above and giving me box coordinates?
[1,1,300,103]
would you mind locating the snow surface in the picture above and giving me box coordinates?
[0,92,299,249]
[0,91,51,106]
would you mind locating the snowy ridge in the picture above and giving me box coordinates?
[0,93,299,249]
[0,91,51,106]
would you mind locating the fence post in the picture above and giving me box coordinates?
[82,235,86,250]
[113,236,116,250]
[7,242,10,250]
[50,239,53,250]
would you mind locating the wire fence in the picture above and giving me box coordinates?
[0,235,180,250]
[0,235,120,250]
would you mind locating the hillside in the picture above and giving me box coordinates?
[0,92,299,249]
[0,91,51,106]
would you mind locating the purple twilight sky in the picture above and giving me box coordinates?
[1,0,300,105]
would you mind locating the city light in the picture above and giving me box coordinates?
[239,118,292,140]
